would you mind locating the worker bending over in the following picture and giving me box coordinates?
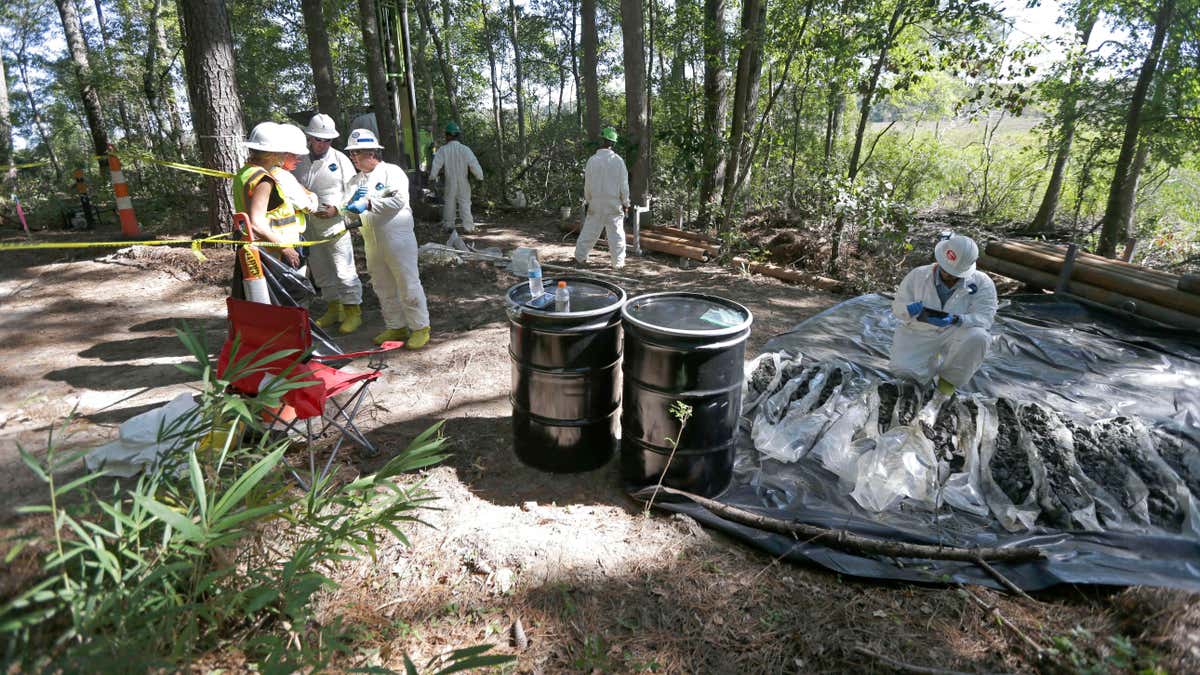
[429,122,484,233]
[294,113,363,334]
[889,234,998,398]
[575,127,630,269]
[342,128,431,350]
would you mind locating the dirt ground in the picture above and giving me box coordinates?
[2,213,1198,672]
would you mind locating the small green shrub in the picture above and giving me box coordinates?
[1,326,512,673]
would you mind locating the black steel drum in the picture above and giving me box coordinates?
[507,277,626,472]
[620,292,752,496]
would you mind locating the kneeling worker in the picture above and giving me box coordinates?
[889,234,997,398]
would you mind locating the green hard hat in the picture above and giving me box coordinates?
[445,122,461,135]
[600,126,618,143]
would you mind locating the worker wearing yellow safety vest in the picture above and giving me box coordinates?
[232,122,305,270]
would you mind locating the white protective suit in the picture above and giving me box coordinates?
[429,140,484,232]
[889,263,999,388]
[575,148,630,268]
[347,162,430,331]
[293,149,363,305]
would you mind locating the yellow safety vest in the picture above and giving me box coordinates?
[232,165,302,244]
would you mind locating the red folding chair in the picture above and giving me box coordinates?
[216,297,404,487]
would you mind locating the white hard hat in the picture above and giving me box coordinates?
[279,124,309,155]
[305,113,339,139]
[934,234,979,278]
[244,122,290,153]
[345,128,384,151]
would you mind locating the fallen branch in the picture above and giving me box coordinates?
[957,587,1048,659]
[852,645,970,675]
[632,485,1044,563]
[974,556,1037,603]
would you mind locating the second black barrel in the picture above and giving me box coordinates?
[620,292,752,497]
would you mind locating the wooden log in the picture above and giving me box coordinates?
[639,230,722,255]
[986,241,1200,317]
[643,225,721,246]
[979,254,1200,331]
[732,256,843,292]
[1001,239,1178,286]
[564,222,709,261]
[640,234,710,261]
[1180,274,1200,295]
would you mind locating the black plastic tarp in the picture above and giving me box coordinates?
[652,294,1200,591]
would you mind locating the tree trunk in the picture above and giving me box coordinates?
[1030,15,1095,232]
[507,0,526,152]
[830,0,906,271]
[570,2,581,128]
[92,0,135,139]
[357,0,402,164]
[144,0,173,151]
[415,0,459,123]
[697,0,728,229]
[620,0,649,205]
[823,82,842,166]
[1097,0,1175,257]
[150,0,187,153]
[54,0,108,171]
[300,0,343,126]
[15,48,62,180]
[0,50,12,170]
[720,0,768,229]
[581,0,601,139]
[177,0,245,233]
[482,1,507,192]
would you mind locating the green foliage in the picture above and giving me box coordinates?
[1048,627,1166,675]
[0,326,509,672]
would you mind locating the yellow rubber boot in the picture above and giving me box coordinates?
[315,300,343,329]
[373,327,410,345]
[937,377,956,396]
[405,326,431,350]
[339,304,362,334]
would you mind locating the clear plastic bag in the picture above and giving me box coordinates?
[977,399,1044,532]
[938,398,990,518]
[850,425,939,512]
[742,352,787,418]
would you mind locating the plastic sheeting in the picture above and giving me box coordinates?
[651,294,1200,591]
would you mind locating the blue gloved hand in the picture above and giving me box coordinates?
[906,301,924,318]
[344,198,368,214]
[351,186,368,201]
[925,314,958,328]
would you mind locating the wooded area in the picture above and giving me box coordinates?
[0,0,1197,270]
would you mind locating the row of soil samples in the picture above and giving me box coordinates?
[744,353,1200,535]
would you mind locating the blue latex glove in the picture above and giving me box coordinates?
[350,186,368,201]
[344,198,368,214]
[906,301,924,318]
[925,314,958,328]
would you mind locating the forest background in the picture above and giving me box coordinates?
[0,0,1197,276]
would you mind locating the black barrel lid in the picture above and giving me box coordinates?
[506,277,626,319]
[622,292,752,337]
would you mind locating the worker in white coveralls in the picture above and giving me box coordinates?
[293,113,364,334]
[889,234,998,402]
[342,128,431,350]
[429,122,484,232]
[574,127,630,269]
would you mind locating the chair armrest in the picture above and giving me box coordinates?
[310,341,405,362]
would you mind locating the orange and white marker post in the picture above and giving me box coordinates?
[107,145,141,237]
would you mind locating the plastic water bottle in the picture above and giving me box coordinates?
[555,280,570,312]
[527,257,544,298]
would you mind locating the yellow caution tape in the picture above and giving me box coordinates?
[0,233,336,258]
[1,160,53,171]
[114,152,236,179]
